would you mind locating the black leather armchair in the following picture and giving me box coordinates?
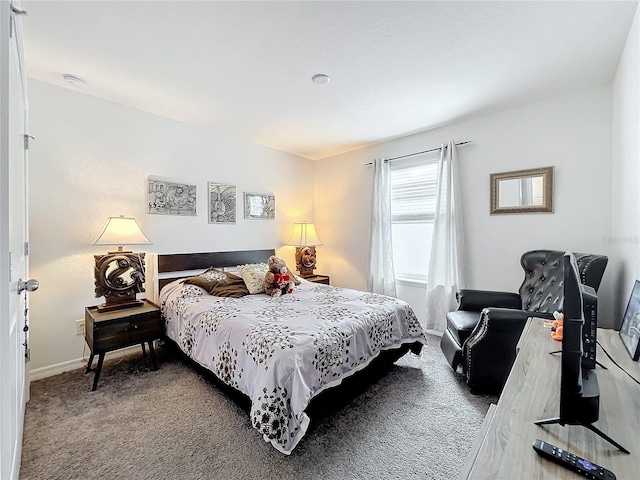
[440,250,608,393]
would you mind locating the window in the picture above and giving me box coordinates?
[390,155,438,282]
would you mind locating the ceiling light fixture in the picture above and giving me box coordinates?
[311,74,330,85]
[63,73,87,87]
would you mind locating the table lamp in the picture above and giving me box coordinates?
[91,215,152,312]
[286,221,323,277]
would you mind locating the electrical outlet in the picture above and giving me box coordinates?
[76,319,85,336]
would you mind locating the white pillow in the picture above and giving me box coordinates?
[237,263,269,294]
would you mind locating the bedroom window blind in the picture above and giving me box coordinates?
[389,154,438,282]
[390,157,438,222]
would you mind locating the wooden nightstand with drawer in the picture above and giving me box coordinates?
[303,275,330,285]
[84,299,162,391]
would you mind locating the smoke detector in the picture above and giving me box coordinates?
[63,73,86,87]
[311,74,330,85]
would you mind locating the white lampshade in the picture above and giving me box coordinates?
[92,215,152,250]
[286,221,323,247]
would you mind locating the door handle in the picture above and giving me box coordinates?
[18,278,39,294]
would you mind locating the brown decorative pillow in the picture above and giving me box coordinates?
[183,268,249,298]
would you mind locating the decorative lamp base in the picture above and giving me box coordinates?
[295,246,317,278]
[94,252,146,312]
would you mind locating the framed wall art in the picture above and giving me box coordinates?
[208,182,236,224]
[147,179,197,216]
[620,280,640,361]
[244,192,275,220]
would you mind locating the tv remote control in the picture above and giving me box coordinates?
[533,439,616,479]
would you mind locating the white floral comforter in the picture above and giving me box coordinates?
[159,279,427,454]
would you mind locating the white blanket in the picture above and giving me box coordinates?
[160,279,427,453]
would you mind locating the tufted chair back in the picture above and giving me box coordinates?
[518,250,608,315]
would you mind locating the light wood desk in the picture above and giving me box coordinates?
[462,318,640,479]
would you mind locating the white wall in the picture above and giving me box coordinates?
[27,70,629,372]
[27,79,314,371]
[314,86,614,326]
[611,5,640,328]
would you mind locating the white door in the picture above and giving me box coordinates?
[0,2,33,479]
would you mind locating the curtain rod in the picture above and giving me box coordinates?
[363,140,473,166]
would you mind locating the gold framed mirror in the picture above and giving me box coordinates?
[490,166,554,214]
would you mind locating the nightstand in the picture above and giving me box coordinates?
[84,299,162,391]
[303,275,330,285]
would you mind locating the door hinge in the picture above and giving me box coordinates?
[24,346,30,362]
[24,241,29,256]
[24,134,34,150]
[11,4,28,16]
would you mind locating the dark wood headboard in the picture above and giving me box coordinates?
[155,249,275,291]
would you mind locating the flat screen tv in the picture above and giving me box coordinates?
[535,252,628,453]
[581,285,598,370]
[559,252,598,423]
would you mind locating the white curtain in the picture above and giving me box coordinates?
[425,141,466,331]
[367,158,397,297]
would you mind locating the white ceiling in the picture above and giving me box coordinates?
[22,1,638,160]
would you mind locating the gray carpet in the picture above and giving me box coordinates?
[20,335,496,480]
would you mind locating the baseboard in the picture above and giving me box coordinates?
[29,345,141,382]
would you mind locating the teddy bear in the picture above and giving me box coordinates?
[263,255,296,297]
[551,311,564,341]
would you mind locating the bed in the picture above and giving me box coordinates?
[154,249,427,454]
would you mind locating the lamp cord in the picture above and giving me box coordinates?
[596,340,640,386]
